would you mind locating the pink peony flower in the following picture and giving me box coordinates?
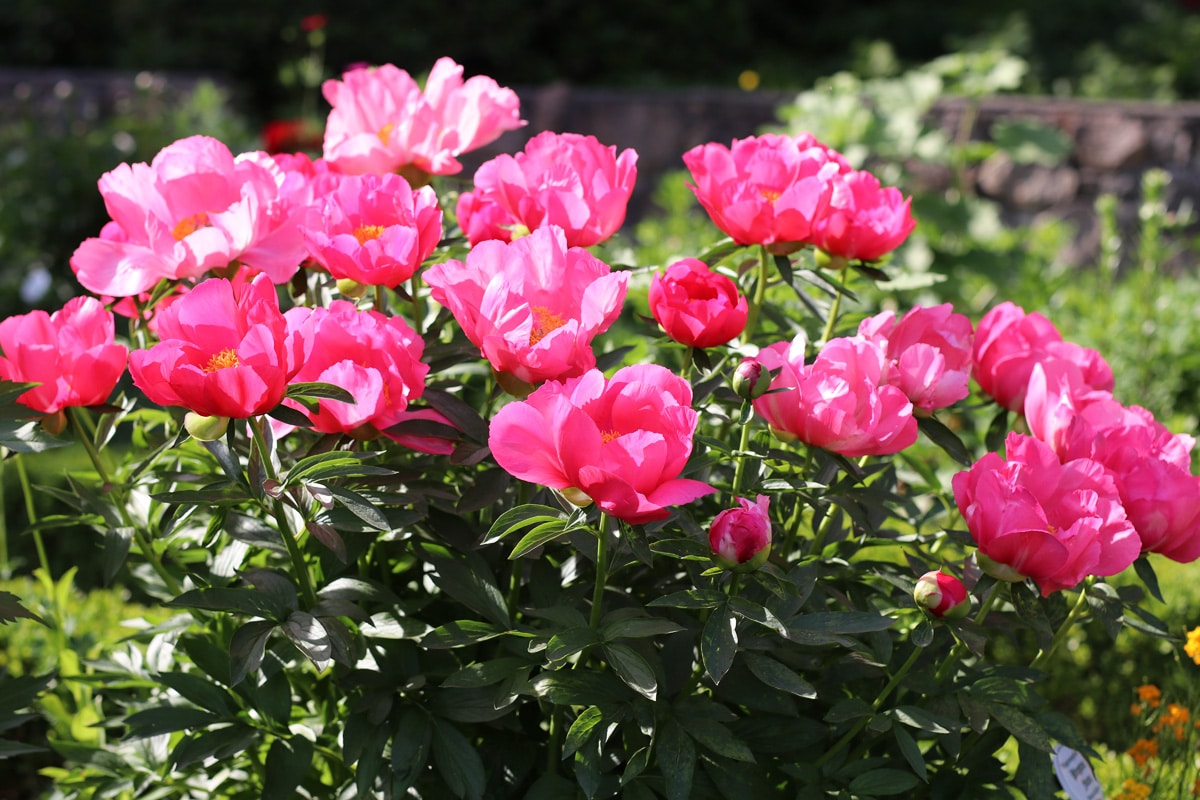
[952,432,1141,596]
[70,136,306,297]
[857,303,973,414]
[302,172,443,288]
[682,133,843,253]
[1025,361,1200,563]
[488,364,716,524]
[913,571,970,619]
[752,334,918,457]
[129,275,295,419]
[811,169,916,262]
[321,59,523,178]
[423,226,628,388]
[0,297,129,414]
[972,302,1113,413]
[455,186,519,245]
[460,131,638,247]
[648,258,748,349]
[709,495,772,571]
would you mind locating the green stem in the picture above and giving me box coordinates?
[546,704,564,775]
[820,266,851,345]
[681,346,694,381]
[249,417,318,608]
[742,245,772,344]
[68,407,111,486]
[808,507,838,556]
[935,579,1004,683]
[815,642,924,768]
[409,274,425,336]
[1031,582,1092,670]
[15,454,65,653]
[588,514,611,630]
[731,420,755,499]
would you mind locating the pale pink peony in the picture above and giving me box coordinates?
[71,136,306,297]
[459,131,638,247]
[488,364,716,524]
[972,301,1113,413]
[709,495,772,570]
[857,303,973,413]
[811,169,916,262]
[752,333,918,457]
[0,297,128,414]
[682,133,843,253]
[321,59,523,178]
[422,226,628,388]
[648,258,748,349]
[952,432,1141,596]
[302,172,443,288]
[129,275,294,419]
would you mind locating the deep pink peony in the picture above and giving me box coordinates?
[488,364,716,524]
[283,301,449,451]
[302,172,443,288]
[423,226,628,388]
[648,259,748,349]
[70,136,306,297]
[458,131,638,247]
[972,301,1113,413]
[857,303,973,414]
[321,59,523,178]
[752,334,918,457]
[952,432,1141,596]
[129,275,295,419]
[709,495,772,570]
[0,297,129,414]
[682,133,843,253]
[811,169,916,262]
[1025,361,1200,563]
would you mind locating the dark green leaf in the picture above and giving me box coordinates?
[648,589,726,610]
[603,643,658,700]
[890,705,954,734]
[893,726,927,782]
[319,576,400,606]
[985,407,1009,452]
[657,717,695,800]
[728,597,788,636]
[101,527,134,586]
[322,485,390,531]
[170,587,291,621]
[546,627,601,663]
[917,415,973,466]
[441,658,527,690]
[563,706,604,759]
[286,381,356,404]
[698,237,741,267]
[601,617,685,640]
[848,769,923,795]
[989,704,1054,753]
[788,611,894,636]
[421,546,510,627]
[743,653,816,699]
[391,707,432,792]
[482,504,567,546]
[432,718,485,800]
[0,419,71,453]
[1133,556,1163,604]
[124,707,221,739]
[509,520,572,559]
[282,612,332,668]
[421,388,489,443]
[267,404,314,428]
[263,736,313,800]
[421,620,503,649]
[702,604,738,685]
[229,620,276,686]
[0,591,44,626]
[1015,740,1058,800]
[0,739,48,759]
[155,672,239,717]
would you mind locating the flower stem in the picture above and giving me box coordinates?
[742,245,772,344]
[249,417,318,608]
[1031,582,1092,670]
[935,579,1004,683]
[588,514,611,630]
[731,419,755,499]
[820,266,851,345]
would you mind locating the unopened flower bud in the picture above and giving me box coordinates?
[184,412,230,442]
[732,357,771,401]
[709,495,772,572]
[560,487,593,508]
[913,570,970,619]
[39,410,67,436]
[336,278,367,299]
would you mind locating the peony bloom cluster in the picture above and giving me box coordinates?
[0,296,128,415]
[488,365,715,524]
[456,131,638,248]
[423,226,628,391]
[71,136,306,298]
[683,132,914,261]
[709,495,772,571]
[972,301,1112,413]
[129,275,295,419]
[648,259,748,349]
[301,172,443,289]
[752,333,917,457]
[857,304,974,414]
[321,58,523,179]
[953,432,1141,596]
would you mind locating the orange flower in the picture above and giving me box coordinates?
[1137,684,1162,708]
[1127,737,1159,768]
[1153,702,1190,740]
[1186,626,1200,666]
[1116,778,1152,800]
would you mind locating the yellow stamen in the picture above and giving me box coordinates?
[203,348,240,373]
[378,122,394,146]
[353,224,385,245]
[172,212,211,241]
[601,429,621,444]
[759,188,781,203]
[529,306,567,346]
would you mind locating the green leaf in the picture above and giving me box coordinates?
[155,672,239,717]
[322,485,390,531]
[563,706,605,759]
[263,736,313,800]
[657,717,695,800]
[0,419,71,453]
[170,587,292,621]
[603,643,658,700]
[648,589,726,610]
[989,703,1054,753]
[391,707,432,793]
[788,611,894,636]
[508,520,572,559]
[421,545,511,627]
[985,407,1009,452]
[990,118,1072,166]
[0,739,49,759]
[229,620,276,686]
[432,718,485,800]
[482,504,567,546]
[701,603,738,685]
[0,590,45,626]
[284,451,394,487]
[743,653,816,699]
[728,597,789,636]
[892,726,927,782]
[421,388,489,443]
[101,527,134,586]
[848,769,923,795]
[282,612,332,668]
[917,415,973,466]
[546,627,601,663]
[441,659,527,690]
[319,576,401,606]
[124,707,221,739]
[286,381,356,404]
[421,620,503,649]
[1133,556,1163,603]
[890,705,954,734]
[601,616,685,640]
[698,237,741,266]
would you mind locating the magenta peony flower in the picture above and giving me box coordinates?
[648,259,748,349]
[952,432,1141,596]
[682,133,844,253]
[129,275,294,419]
[972,302,1113,413]
[321,59,523,178]
[70,136,306,297]
[811,169,916,262]
[460,131,638,247]
[0,297,128,415]
[752,334,918,457]
[301,172,443,288]
[488,364,716,524]
[913,570,969,618]
[423,226,628,389]
[709,495,772,571]
[857,303,973,414]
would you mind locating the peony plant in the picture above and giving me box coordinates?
[3,57,1196,800]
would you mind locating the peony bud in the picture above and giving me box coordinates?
[184,412,230,442]
[732,357,771,401]
[913,570,970,619]
[709,495,772,572]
